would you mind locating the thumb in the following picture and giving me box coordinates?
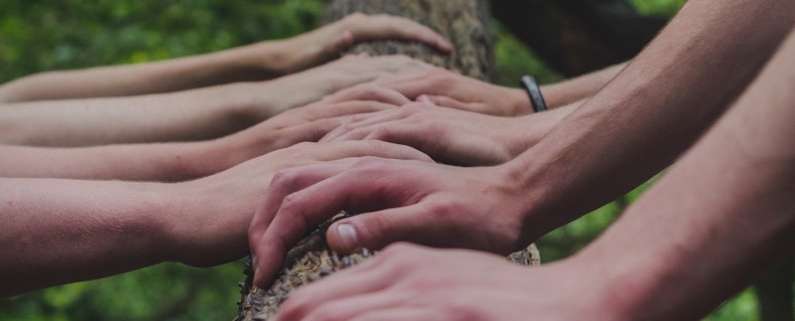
[326,205,427,253]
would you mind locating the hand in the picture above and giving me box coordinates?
[256,54,433,119]
[165,141,432,267]
[248,157,540,287]
[274,243,619,321]
[373,67,531,116]
[271,13,452,74]
[321,100,533,166]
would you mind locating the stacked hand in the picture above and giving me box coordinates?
[369,67,532,116]
[264,13,453,74]
[248,156,541,287]
[321,100,532,166]
[274,243,616,321]
[165,140,432,267]
[253,54,434,119]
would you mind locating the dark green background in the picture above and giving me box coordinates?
[0,1,768,320]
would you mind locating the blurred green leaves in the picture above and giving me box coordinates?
[0,1,768,321]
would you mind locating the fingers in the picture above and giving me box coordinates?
[314,140,433,163]
[324,83,411,106]
[349,308,441,321]
[297,292,415,321]
[321,109,408,142]
[252,168,381,287]
[418,94,478,111]
[277,273,404,321]
[375,69,448,98]
[345,14,453,53]
[326,205,430,253]
[249,161,352,287]
[312,100,398,120]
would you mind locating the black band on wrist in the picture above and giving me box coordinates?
[520,75,548,113]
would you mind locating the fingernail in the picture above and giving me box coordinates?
[417,95,431,103]
[336,223,359,250]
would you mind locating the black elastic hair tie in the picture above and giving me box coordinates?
[520,75,548,113]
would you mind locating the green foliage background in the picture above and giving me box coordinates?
[0,1,766,320]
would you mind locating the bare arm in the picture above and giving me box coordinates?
[263,29,795,321]
[371,61,625,116]
[0,100,397,181]
[245,0,795,287]
[507,0,795,235]
[0,178,175,297]
[0,140,430,297]
[0,55,430,147]
[575,30,795,320]
[0,14,451,103]
[540,62,626,108]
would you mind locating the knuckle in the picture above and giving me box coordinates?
[270,169,300,189]
[279,193,304,213]
[370,127,394,140]
[427,199,458,221]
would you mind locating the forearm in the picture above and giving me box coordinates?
[0,178,178,296]
[0,41,288,103]
[507,0,794,234]
[576,33,795,320]
[505,101,580,157]
[0,118,291,181]
[0,141,228,181]
[0,82,263,146]
[541,62,627,108]
[500,62,626,112]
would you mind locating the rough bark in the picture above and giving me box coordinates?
[233,2,539,320]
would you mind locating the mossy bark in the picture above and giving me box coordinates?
[234,2,539,320]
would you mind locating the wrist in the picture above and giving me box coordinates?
[571,235,692,321]
[140,182,195,265]
[506,87,534,116]
[548,253,644,321]
[158,179,249,266]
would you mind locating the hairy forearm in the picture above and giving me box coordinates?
[508,0,794,234]
[0,41,288,103]
[576,33,795,320]
[0,178,177,296]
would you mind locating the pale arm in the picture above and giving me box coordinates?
[0,45,276,103]
[0,55,429,147]
[0,13,451,103]
[0,100,395,181]
[575,30,795,320]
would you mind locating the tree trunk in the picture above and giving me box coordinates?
[233,2,538,320]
